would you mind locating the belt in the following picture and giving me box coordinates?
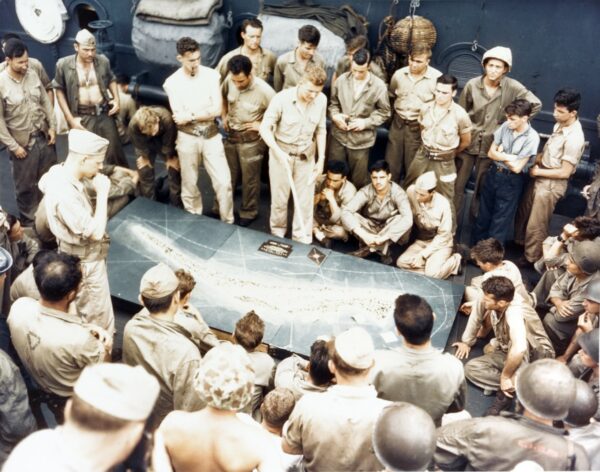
[178,121,218,139]
[78,103,108,116]
[59,237,110,262]
[30,130,45,139]
[289,152,308,160]
[423,147,455,161]
[227,129,260,144]
[395,115,420,129]
[492,164,514,174]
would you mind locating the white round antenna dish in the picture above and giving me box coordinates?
[16,0,68,44]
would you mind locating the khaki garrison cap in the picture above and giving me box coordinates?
[75,29,96,47]
[335,327,374,369]
[140,263,179,299]
[415,171,437,191]
[68,129,109,159]
[74,363,159,421]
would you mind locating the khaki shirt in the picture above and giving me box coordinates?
[216,46,277,84]
[39,164,100,247]
[260,86,327,153]
[341,182,413,243]
[459,75,542,156]
[273,49,326,92]
[328,71,391,149]
[0,57,51,89]
[7,297,106,397]
[284,385,389,471]
[0,69,55,152]
[420,101,472,152]
[335,55,387,83]
[314,174,357,224]
[371,345,466,426]
[222,76,275,131]
[129,106,177,158]
[123,310,205,429]
[547,271,593,322]
[540,119,585,170]
[389,65,442,121]
[274,354,328,401]
[406,186,453,254]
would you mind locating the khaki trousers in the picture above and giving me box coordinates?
[465,348,526,391]
[327,136,370,188]
[396,239,461,279]
[176,131,234,224]
[384,115,422,182]
[269,150,315,244]
[515,177,568,262]
[74,259,115,334]
[224,139,266,219]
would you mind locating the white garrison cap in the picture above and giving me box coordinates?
[140,263,179,299]
[68,129,109,159]
[335,327,374,369]
[415,171,437,191]
[74,363,159,421]
[75,29,96,47]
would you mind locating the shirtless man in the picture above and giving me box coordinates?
[156,343,279,472]
[54,29,128,168]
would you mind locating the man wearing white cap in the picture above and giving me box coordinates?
[397,171,462,279]
[39,129,114,332]
[283,327,389,471]
[3,363,160,471]
[54,28,128,168]
[454,45,541,223]
[123,263,206,429]
[156,342,280,471]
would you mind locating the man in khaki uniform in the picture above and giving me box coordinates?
[39,129,114,333]
[273,25,325,92]
[313,160,357,248]
[384,45,441,182]
[397,172,461,279]
[331,35,387,85]
[328,48,391,188]
[0,39,57,226]
[7,251,110,420]
[54,29,128,168]
[283,328,389,471]
[404,74,472,224]
[260,66,327,244]
[341,160,413,265]
[453,276,553,415]
[454,46,541,221]
[216,18,276,84]
[515,88,586,264]
[123,263,205,430]
[222,55,275,226]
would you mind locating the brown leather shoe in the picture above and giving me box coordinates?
[485,391,513,416]
[349,246,371,258]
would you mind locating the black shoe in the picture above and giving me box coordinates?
[515,256,534,269]
[318,237,332,249]
[349,246,371,258]
[239,217,256,227]
[380,253,394,265]
[485,391,513,416]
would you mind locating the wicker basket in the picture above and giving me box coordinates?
[388,15,437,54]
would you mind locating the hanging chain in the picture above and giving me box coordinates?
[409,0,420,17]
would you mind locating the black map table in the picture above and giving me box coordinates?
[107,198,464,355]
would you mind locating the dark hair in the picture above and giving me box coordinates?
[115,73,130,85]
[482,276,515,303]
[437,74,458,91]
[345,34,368,52]
[175,269,196,299]
[234,310,265,351]
[505,99,533,117]
[554,88,581,112]
[393,294,434,345]
[409,43,432,60]
[325,159,349,177]
[4,38,28,59]
[298,25,320,46]
[352,48,370,66]
[141,291,177,314]
[176,37,200,55]
[369,160,390,174]
[34,251,82,302]
[470,238,504,265]
[227,54,252,76]
[328,339,370,376]
[261,388,295,428]
[5,214,17,229]
[2,33,20,44]
[309,339,333,386]
[241,18,263,33]
[573,216,600,240]
[69,395,130,431]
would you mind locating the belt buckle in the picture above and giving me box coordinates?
[193,126,206,138]
[94,104,101,115]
